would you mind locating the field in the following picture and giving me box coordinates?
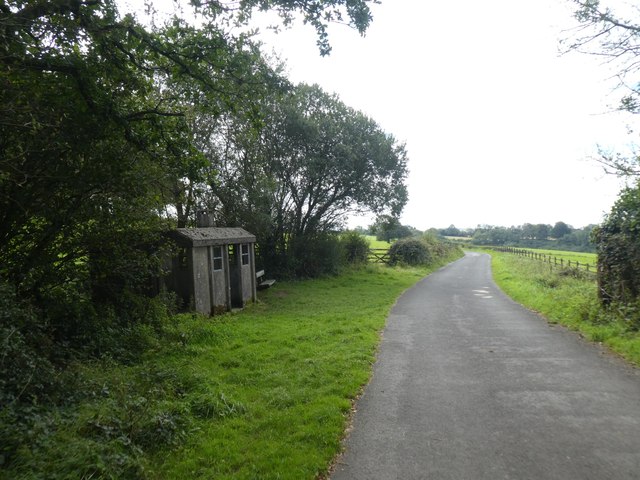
[521,248,597,267]
[476,246,598,272]
[365,235,391,250]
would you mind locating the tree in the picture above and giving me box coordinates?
[1,1,185,301]
[440,225,462,237]
[472,226,512,245]
[551,221,572,239]
[268,84,408,234]
[193,83,409,274]
[0,0,377,289]
[372,215,402,243]
[559,224,595,250]
[567,1,640,176]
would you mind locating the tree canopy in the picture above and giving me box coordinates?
[1,0,403,400]
[467,223,595,251]
[0,0,385,293]
[189,82,408,275]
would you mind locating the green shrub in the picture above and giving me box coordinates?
[0,282,59,406]
[289,233,345,277]
[341,232,370,264]
[594,183,640,304]
[388,238,431,266]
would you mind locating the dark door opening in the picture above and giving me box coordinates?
[228,244,243,308]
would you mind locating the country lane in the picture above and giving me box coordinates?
[331,252,640,480]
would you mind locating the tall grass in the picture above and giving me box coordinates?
[490,251,640,366]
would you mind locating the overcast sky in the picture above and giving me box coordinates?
[254,0,637,230]
[128,0,638,230]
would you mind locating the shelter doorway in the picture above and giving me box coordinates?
[229,244,243,309]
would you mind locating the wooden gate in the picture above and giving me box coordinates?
[368,248,390,264]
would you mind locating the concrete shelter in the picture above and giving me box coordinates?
[166,227,257,315]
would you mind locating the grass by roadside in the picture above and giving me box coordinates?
[151,264,426,479]
[3,252,462,480]
[490,250,640,366]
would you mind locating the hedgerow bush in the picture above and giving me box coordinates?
[341,231,370,264]
[288,233,345,277]
[387,234,462,267]
[593,183,640,305]
[388,238,431,266]
[272,232,371,278]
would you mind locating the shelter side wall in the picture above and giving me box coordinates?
[241,262,253,303]
[191,247,212,315]
[212,269,227,312]
[172,257,191,307]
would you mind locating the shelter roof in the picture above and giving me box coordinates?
[171,227,256,247]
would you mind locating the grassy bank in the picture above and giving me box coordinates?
[3,251,462,480]
[151,265,428,479]
[490,250,640,366]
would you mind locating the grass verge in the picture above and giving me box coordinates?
[3,252,462,480]
[490,250,640,366]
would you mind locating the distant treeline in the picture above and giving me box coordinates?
[354,220,594,253]
[438,222,595,252]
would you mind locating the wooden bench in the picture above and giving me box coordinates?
[256,269,276,290]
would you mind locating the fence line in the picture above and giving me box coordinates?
[493,247,597,275]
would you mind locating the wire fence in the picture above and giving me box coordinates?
[493,246,597,276]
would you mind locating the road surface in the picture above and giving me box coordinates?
[331,252,640,480]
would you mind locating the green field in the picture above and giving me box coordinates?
[521,248,597,267]
[365,235,391,250]
[475,246,598,271]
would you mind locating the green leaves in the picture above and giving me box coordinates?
[595,182,640,304]
[0,0,385,374]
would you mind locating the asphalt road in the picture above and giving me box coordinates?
[331,252,640,480]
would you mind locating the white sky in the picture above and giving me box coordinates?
[253,0,638,230]
[127,0,639,230]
